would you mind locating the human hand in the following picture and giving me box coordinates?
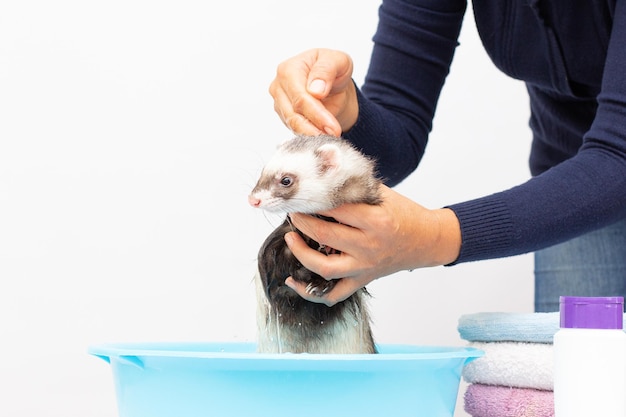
[269,48,359,136]
[283,185,462,306]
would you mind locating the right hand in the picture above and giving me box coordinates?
[269,48,359,136]
[283,185,462,306]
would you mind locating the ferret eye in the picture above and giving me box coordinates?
[280,176,293,187]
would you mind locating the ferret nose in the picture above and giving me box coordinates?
[248,195,262,207]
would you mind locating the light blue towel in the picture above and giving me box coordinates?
[458,311,626,343]
[458,312,560,344]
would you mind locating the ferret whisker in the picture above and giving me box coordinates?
[285,215,296,232]
[261,211,285,229]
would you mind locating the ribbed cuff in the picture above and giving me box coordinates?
[446,196,514,264]
[343,87,385,151]
[344,86,419,187]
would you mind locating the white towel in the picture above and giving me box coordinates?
[462,341,554,391]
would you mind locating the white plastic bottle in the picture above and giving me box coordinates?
[554,296,626,417]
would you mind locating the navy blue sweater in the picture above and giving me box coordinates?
[344,0,626,263]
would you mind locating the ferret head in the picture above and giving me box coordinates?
[248,135,378,213]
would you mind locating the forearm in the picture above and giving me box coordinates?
[448,0,626,263]
[448,148,626,264]
[433,208,463,266]
[344,0,466,186]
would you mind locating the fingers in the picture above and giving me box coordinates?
[287,205,385,256]
[319,185,393,229]
[285,276,363,307]
[305,49,354,98]
[269,48,354,136]
[283,230,359,280]
[283,230,361,307]
[271,81,335,136]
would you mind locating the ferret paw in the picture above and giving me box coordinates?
[305,280,335,297]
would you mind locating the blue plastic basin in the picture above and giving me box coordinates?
[89,342,482,417]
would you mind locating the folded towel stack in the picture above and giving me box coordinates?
[457,312,559,417]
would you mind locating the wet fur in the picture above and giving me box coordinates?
[255,221,376,353]
[250,135,382,354]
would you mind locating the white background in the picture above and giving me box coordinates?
[0,1,533,416]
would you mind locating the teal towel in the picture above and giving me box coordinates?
[458,312,560,344]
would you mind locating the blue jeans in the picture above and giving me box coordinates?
[534,218,626,312]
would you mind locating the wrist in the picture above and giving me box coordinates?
[433,208,462,266]
[338,80,359,134]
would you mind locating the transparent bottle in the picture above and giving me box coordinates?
[554,296,626,417]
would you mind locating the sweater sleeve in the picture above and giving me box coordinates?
[345,0,626,263]
[344,0,467,186]
[447,1,626,262]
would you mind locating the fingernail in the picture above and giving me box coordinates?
[285,277,296,290]
[324,126,337,136]
[308,79,326,95]
[284,232,294,246]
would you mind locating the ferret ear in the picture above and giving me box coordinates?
[315,144,341,173]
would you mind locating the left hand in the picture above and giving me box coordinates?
[283,185,462,306]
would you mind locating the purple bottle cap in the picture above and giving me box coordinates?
[560,296,624,329]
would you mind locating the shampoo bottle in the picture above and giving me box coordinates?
[554,296,626,417]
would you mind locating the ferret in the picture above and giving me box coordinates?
[248,134,382,354]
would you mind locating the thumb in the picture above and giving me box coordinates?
[306,49,353,99]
